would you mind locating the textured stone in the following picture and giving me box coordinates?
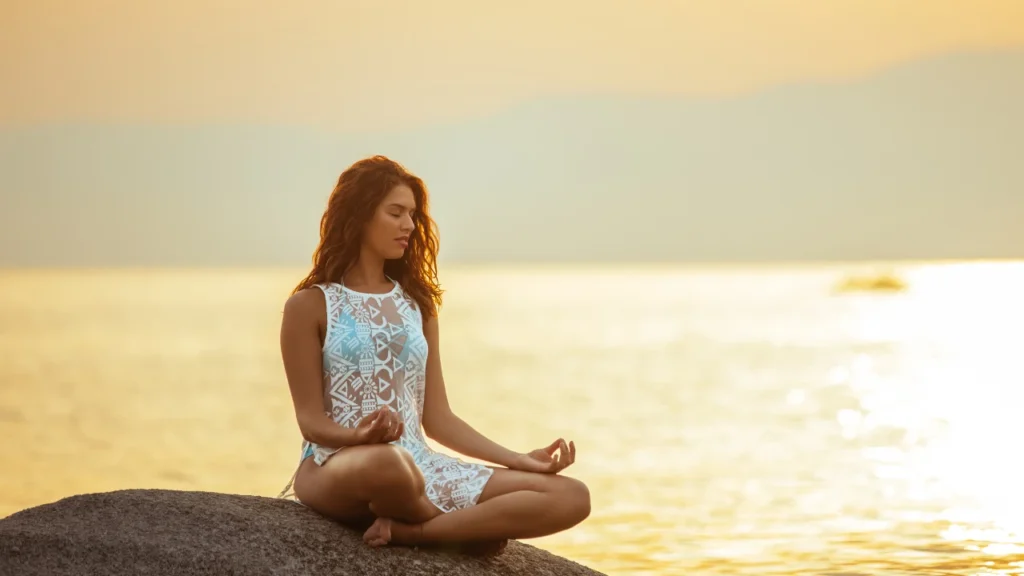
[0,489,604,576]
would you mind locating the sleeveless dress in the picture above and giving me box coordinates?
[278,280,493,514]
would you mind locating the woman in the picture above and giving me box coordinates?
[277,155,591,553]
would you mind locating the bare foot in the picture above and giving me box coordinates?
[363,517,393,547]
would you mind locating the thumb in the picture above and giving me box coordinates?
[532,450,553,463]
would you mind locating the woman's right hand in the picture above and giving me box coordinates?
[355,406,404,444]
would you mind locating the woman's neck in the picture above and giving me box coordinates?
[344,251,388,287]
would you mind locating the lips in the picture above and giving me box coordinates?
[396,236,409,247]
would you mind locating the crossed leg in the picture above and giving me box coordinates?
[293,444,443,529]
[294,444,591,552]
[365,465,592,548]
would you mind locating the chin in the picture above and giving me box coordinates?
[384,248,407,260]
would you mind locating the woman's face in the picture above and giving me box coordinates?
[364,183,417,260]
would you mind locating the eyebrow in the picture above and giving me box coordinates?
[385,203,415,211]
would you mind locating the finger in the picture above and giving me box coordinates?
[555,447,570,472]
[569,441,576,465]
[361,413,380,437]
[367,423,385,443]
[388,421,404,442]
[370,413,389,438]
[545,439,563,455]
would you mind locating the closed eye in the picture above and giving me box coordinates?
[385,203,416,219]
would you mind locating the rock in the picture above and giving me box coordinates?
[0,489,604,576]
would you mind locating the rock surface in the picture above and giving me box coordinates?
[0,489,604,576]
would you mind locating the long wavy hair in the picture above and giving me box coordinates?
[292,155,443,317]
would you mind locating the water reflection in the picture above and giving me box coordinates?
[1,263,1022,575]
[827,263,1024,575]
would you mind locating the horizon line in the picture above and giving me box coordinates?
[2,258,1021,273]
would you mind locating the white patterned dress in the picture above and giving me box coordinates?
[279,280,493,513]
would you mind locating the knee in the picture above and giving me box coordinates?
[556,477,591,526]
[353,445,423,496]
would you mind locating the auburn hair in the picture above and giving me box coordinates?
[292,155,443,316]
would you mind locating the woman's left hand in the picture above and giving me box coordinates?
[509,438,576,474]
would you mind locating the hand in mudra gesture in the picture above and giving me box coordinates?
[510,438,576,474]
[355,406,404,444]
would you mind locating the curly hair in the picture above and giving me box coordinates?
[292,155,443,316]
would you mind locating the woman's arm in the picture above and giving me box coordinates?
[281,289,395,449]
[420,314,523,468]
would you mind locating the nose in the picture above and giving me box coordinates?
[401,214,415,231]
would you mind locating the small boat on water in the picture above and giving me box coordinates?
[834,271,908,293]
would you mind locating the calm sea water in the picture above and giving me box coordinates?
[2,263,1023,575]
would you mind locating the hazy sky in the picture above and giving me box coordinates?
[4,0,1024,129]
[2,1,1023,266]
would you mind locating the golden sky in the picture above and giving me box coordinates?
[3,0,1024,129]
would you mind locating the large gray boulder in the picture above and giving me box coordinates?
[0,489,604,576]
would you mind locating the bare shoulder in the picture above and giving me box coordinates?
[282,287,326,325]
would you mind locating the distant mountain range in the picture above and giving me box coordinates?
[1,49,1022,266]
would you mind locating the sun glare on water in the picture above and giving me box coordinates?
[1,261,1023,575]
[840,263,1024,560]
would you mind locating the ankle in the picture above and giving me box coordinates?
[390,520,426,546]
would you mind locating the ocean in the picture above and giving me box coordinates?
[1,263,1022,575]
